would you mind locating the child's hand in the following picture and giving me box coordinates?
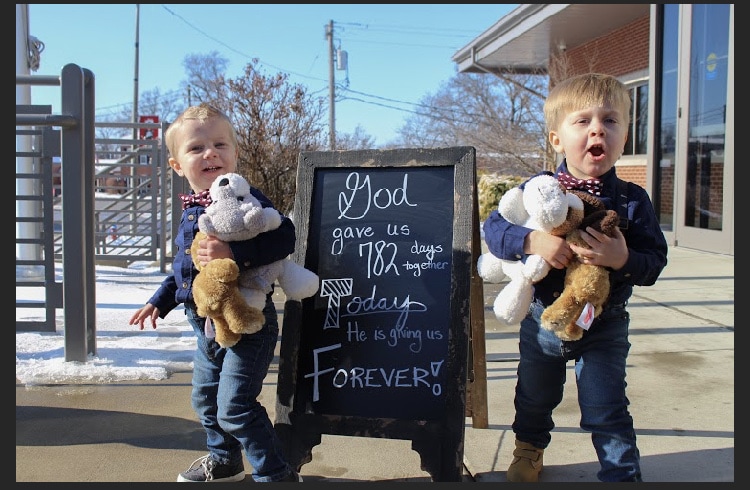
[129,303,160,330]
[195,235,235,267]
[569,226,629,270]
[525,230,573,269]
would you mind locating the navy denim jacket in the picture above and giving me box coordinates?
[147,186,297,318]
[483,161,668,308]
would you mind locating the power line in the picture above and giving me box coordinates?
[334,20,485,38]
[101,6,489,134]
[160,5,327,85]
[158,5,478,107]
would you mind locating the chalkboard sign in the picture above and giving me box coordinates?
[275,147,476,481]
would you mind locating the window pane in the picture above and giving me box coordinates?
[635,85,648,154]
[624,84,648,156]
[655,3,679,230]
[684,4,728,231]
[625,92,635,155]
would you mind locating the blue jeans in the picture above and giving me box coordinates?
[512,300,643,482]
[185,298,293,482]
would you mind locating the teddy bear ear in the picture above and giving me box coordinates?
[209,174,229,198]
[223,173,252,198]
[498,187,529,225]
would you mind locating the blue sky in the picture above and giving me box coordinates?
[25,4,517,146]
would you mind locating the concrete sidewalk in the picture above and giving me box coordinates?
[16,246,734,482]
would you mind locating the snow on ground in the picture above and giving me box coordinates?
[16,261,195,386]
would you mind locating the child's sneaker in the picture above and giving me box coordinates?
[176,454,245,482]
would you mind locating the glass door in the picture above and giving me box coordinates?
[674,4,733,254]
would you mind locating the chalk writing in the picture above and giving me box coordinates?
[298,165,456,419]
[303,339,445,400]
[337,172,417,220]
[344,284,426,329]
[319,278,353,329]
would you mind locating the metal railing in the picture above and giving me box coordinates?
[16,64,181,362]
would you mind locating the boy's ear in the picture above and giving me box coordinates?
[548,131,564,153]
[169,157,183,176]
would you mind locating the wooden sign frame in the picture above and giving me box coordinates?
[274,147,477,481]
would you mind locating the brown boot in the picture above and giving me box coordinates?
[506,439,544,482]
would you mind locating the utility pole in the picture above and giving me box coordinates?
[326,20,335,150]
[132,5,140,136]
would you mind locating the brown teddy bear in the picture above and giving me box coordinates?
[190,250,267,348]
[540,191,621,341]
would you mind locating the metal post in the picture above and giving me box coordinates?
[61,63,95,361]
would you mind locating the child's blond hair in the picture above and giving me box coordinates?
[164,103,238,157]
[543,73,631,132]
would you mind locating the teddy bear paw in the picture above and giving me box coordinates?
[540,315,584,341]
[215,330,242,348]
[227,308,266,334]
[552,324,584,341]
[560,325,584,341]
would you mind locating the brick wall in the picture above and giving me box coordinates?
[657,166,675,219]
[566,15,650,76]
[614,164,646,188]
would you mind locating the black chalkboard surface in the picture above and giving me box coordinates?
[275,147,476,481]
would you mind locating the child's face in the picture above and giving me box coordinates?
[168,117,239,193]
[548,102,628,180]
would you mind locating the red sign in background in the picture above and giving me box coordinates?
[139,115,159,140]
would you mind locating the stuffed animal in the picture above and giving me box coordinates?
[191,257,265,348]
[190,173,319,347]
[199,173,283,241]
[477,174,585,325]
[540,191,620,341]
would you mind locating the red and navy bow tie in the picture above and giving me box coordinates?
[179,190,212,210]
[556,172,602,196]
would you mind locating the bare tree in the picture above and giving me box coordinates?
[136,87,184,124]
[548,46,574,87]
[221,59,328,214]
[397,72,551,176]
[336,124,376,150]
[181,50,231,107]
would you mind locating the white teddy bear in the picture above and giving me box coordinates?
[477,173,584,325]
[199,172,320,312]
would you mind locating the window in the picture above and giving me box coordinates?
[624,81,648,155]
